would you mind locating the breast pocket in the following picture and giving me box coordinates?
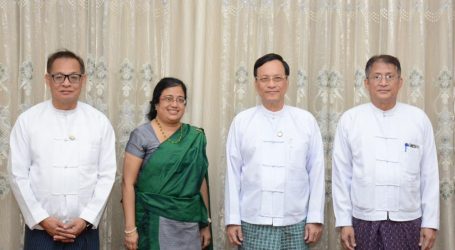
[288,137,309,167]
[79,140,101,165]
[402,140,422,174]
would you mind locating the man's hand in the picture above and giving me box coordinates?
[340,226,356,250]
[419,228,437,250]
[200,226,211,249]
[226,225,243,246]
[39,217,76,243]
[54,218,87,243]
[304,223,323,244]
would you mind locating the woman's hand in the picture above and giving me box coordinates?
[122,153,142,250]
[200,226,211,249]
[124,231,139,250]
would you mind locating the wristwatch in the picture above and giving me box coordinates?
[84,220,93,231]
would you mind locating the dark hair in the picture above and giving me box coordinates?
[254,53,290,77]
[146,77,187,120]
[365,54,401,77]
[47,50,85,74]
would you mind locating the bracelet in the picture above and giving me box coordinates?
[124,227,137,234]
[207,218,212,224]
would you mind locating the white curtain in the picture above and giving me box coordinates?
[0,1,454,249]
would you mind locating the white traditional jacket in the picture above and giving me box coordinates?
[9,100,117,229]
[332,102,439,229]
[225,105,325,226]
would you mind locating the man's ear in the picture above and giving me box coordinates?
[397,76,403,91]
[363,78,370,91]
[44,74,51,87]
[80,74,87,86]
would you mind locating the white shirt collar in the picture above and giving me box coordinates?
[259,104,286,118]
[369,102,400,117]
[48,100,78,116]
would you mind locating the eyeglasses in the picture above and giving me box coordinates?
[50,73,83,84]
[160,95,187,105]
[256,76,287,84]
[368,74,399,83]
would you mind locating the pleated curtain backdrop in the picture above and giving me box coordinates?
[0,0,454,249]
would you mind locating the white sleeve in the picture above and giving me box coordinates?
[305,118,325,224]
[419,115,440,229]
[79,117,117,227]
[224,118,243,226]
[331,114,354,227]
[8,116,49,229]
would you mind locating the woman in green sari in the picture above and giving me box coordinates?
[122,77,211,250]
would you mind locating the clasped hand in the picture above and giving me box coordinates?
[40,217,87,243]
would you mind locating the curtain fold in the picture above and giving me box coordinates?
[0,1,453,249]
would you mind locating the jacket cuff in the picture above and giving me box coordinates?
[29,210,50,230]
[225,215,241,226]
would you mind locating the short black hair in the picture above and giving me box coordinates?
[47,50,85,74]
[365,54,401,77]
[253,53,290,77]
[146,77,187,120]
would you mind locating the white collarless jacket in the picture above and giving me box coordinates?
[9,101,117,229]
[225,105,325,226]
[332,103,439,229]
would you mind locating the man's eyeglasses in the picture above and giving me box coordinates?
[256,76,287,84]
[368,74,399,83]
[50,73,83,84]
[160,95,187,105]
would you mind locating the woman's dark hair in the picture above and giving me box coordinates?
[146,77,187,120]
[253,53,290,77]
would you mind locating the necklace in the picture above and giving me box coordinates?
[155,119,183,144]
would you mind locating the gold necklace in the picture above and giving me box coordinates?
[155,119,183,144]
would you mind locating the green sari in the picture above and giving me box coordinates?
[135,124,210,249]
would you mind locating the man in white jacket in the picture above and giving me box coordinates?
[332,54,439,250]
[8,50,116,249]
[225,53,325,249]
